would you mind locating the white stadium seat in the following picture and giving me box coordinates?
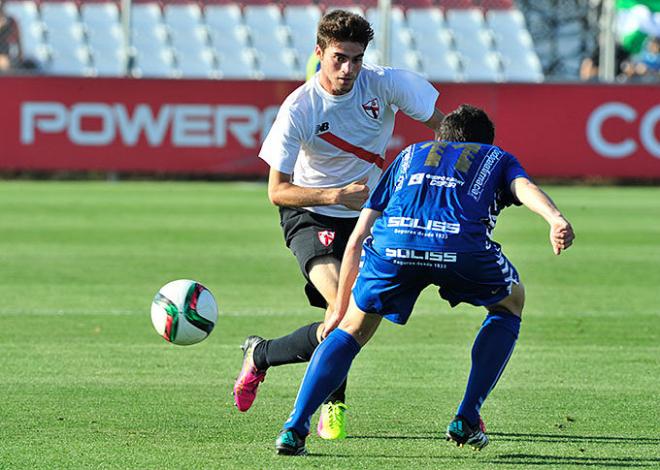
[205,3,253,73]
[418,49,462,82]
[244,5,289,56]
[40,1,79,28]
[91,48,128,77]
[81,2,119,30]
[163,3,203,29]
[48,46,92,76]
[81,2,125,76]
[87,24,124,54]
[486,8,526,32]
[256,49,300,79]
[366,6,406,40]
[131,2,162,29]
[446,8,485,37]
[406,7,445,37]
[170,25,209,53]
[217,48,258,79]
[131,24,169,55]
[500,50,543,82]
[204,3,242,32]
[461,52,501,82]
[453,29,493,61]
[284,5,321,62]
[40,1,85,67]
[177,48,218,79]
[133,48,177,78]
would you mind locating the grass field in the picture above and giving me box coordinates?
[0,181,659,469]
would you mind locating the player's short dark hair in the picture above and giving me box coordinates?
[317,10,374,51]
[440,104,495,145]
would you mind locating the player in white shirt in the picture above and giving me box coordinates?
[233,9,445,440]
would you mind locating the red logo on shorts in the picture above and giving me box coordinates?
[318,230,335,247]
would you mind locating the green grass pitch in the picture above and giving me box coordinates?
[0,181,658,469]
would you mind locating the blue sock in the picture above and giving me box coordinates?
[284,328,361,436]
[457,311,521,427]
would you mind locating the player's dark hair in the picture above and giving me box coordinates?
[317,10,374,51]
[440,104,495,145]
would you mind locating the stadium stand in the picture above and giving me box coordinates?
[284,4,321,65]
[4,0,45,69]
[82,2,126,76]
[3,0,545,82]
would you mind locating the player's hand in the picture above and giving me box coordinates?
[550,217,575,255]
[321,309,344,339]
[336,177,369,211]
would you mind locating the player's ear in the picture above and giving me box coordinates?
[315,44,323,60]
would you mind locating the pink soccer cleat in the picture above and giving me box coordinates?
[233,336,267,412]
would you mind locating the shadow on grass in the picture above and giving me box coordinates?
[491,454,660,468]
[306,452,659,468]
[343,433,660,467]
[349,432,660,446]
[308,449,658,468]
[490,431,660,446]
[348,434,437,440]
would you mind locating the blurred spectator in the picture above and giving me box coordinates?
[622,34,660,82]
[579,43,630,81]
[0,0,23,73]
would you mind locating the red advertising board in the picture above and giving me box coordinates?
[1,76,658,178]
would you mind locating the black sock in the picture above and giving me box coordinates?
[252,321,349,403]
[252,322,322,370]
[326,378,347,404]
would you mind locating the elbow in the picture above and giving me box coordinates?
[267,189,282,207]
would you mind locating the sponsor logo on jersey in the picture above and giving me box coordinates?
[468,147,503,202]
[408,173,463,188]
[362,98,380,119]
[394,146,413,191]
[318,230,335,247]
[384,248,457,262]
[387,216,461,234]
[315,122,330,134]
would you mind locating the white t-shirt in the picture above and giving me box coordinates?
[259,63,439,217]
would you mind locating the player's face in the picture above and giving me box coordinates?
[316,41,365,95]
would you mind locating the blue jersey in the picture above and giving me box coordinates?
[365,140,529,253]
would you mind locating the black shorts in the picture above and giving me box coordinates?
[279,206,358,309]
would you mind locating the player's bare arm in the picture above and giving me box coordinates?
[322,208,381,338]
[511,177,575,255]
[424,108,446,140]
[267,168,369,210]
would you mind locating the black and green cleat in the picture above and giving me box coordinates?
[275,429,308,456]
[445,415,489,451]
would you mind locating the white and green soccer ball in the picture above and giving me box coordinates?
[151,279,218,345]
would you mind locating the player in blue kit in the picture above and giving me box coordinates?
[274,104,575,455]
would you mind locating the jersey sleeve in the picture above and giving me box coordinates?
[365,149,405,212]
[258,101,303,174]
[501,152,529,206]
[386,68,439,122]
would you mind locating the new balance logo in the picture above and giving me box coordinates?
[315,122,330,134]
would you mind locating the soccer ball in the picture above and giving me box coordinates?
[151,279,218,345]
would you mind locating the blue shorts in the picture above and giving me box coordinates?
[353,238,520,325]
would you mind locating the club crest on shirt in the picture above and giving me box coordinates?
[362,98,380,119]
[317,230,335,247]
